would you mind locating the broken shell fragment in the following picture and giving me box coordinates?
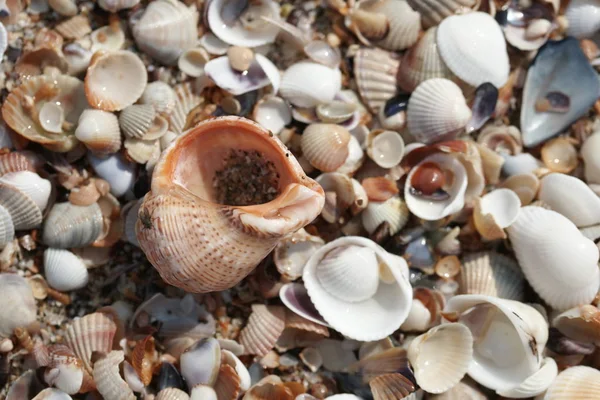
[93,351,135,400]
[274,229,325,281]
[0,273,37,337]
[473,189,521,241]
[459,251,525,301]
[64,312,116,374]
[239,305,285,357]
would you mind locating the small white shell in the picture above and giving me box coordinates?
[38,102,65,134]
[407,323,473,394]
[90,25,126,52]
[0,182,43,230]
[473,188,521,240]
[75,109,122,155]
[0,171,52,212]
[178,47,210,77]
[252,96,291,135]
[199,33,230,55]
[124,137,161,164]
[361,195,409,235]
[502,153,543,176]
[42,202,103,248]
[507,206,600,310]
[407,78,471,144]
[140,81,177,117]
[0,273,37,337]
[366,130,404,168]
[88,153,136,197]
[274,229,324,281]
[542,365,600,399]
[93,351,135,400]
[496,357,558,398]
[565,0,600,39]
[353,48,400,113]
[280,62,342,108]
[437,12,510,88]
[44,248,89,291]
[85,50,147,112]
[204,54,280,96]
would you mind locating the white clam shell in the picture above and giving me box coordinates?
[303,236,412,341]
[0,205,14,248]
[98,0,139,12]
[199,33,230,55]
[445,295,548,392]
[353,47,400,113]
[407,78,471,144]
[75,109,122,155]
[473,188,521,238]
[252,96,291,135]
[405,153,468,221]
[90,25,126,52]
[38,102,65,134]
[42,202,103,248]
[180,338,221,387]
[407,0,478,28]
[407,323,473,394]
[507,206,600,310]
[437,12,510,88]
[207,0,281,47]
[565,0,600,39]
[132,0,198,65]
[0,171,51,212]
[88,153,136,197]
[0,273,37,337]
[280,62,342,108]
[177,47,209,78]
[496,357,557,399]
[581,130,600,184]
[0,182,43,230]
[140,81,177,117]
[361,195,409,235]
[44,248,89,291]
[366,130,404,168]
[204,54,280,96]
[539,173,600,227]
[542,365,600,399]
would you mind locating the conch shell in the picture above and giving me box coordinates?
[136,117,325,293]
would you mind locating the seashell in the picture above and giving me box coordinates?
[336,135,365,175]
[88,153,136,197]
[0,23,5,60]
[405,153,468,221]
[55,15,91,40]
[122,199,142,247]
[301,124,351,172]
[299,347,322,372]
[1,74,85,152]
[38,102,65,134]
[542,365,600,399]
[466,83,498,134]
[199,33,229,55]
[366,130,404,169]
[475,144,504,186]
[85,50,147,112]
[304,40,341,68]
[280,62,342,108]
[119,104,158,139]
[43,248,89,291]
[477,124,522,155]
[0,204,14,248]
[222,349,251,391]
[178,47,209,78]
[98,0,139,12]
[459,251,524,301]
[521,38,600,147]
[0,182,43,230]
[207,0,281,47]
[353,48,400,113]
[565,0,600,39]
[445,295,548,392]
[437,12,509,88]
[140,81,177,117]
[239,305,286,357]
[227,46,254,72]
[168,82,203,135]
[407,323,473,394]
[252,96,291,135]
[500,173,539,206]
[316,101,357,124]
[44,345,84,395]
[123,360,145,394]
[214,363,242,400]
[541,137,579,174]
[274,229,324,281]
[361,195,409,235]
[190,385,218,399]
[32,388,73,400]
[507,206,600,310]
[362,177,398,203]
[90,25,126,52]
[42,202,103,248]
[552,304,600,345]
[368,373,415,400]
[180,337,221,387]
[303,236,412,341]
[136,117,324,292]
[348,346,409,382]
[205,54,280,96]
[93,351,135,400]
[407,78,471,144]
[0,171,51,212]
[124,138,159,165]
[472,188,521,241]
[132,0,198,65]
[496,357,558,398]
[538,173,600,227]
[279,283,331,327]
[74,109,121,155]
[64,312,117,374]
[582,130,600,184]
[156,388,190,400]
[397,27,455,92]
[407,0,478,28]
[0,152,39,176]
[63,41,93,76]
[0,273,37,337]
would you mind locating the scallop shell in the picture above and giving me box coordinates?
[180,337,221,387]
[496,357,558,398]
[357,0,421,51]
[156,388,190,400]
[407,78,471,144]
[118,105,155,139]
[239,305,286,357]
[0,171,51,212]
[44,345,84,395]
[0,182,43,230]
[538,173,600,228]
[44,248,89,291]
[301,124,351,172]
[0,273,37,337]
[423,378,486,400]
[98,0,139,12]
[1,74,85,152]
[214,363,242,400]
[507,206,600,311]
[168,82,203,135]
[132,0,198,65]
[88,153,136,197]
[136,117,325,293]
[473,188,521,241]
[0,204,14,248]
[55,15,91,40]
[274,229,324,281]
[361,195,409,235]
[64,312,116,374]
[407,0,478,28]
[280,62,342,108]
[565,0,600,39]
[459,251,524,301]
[353,48,400,113]
[437,12,509,88]
[369,373,416,400]
[42,202,103,248]
[125,137,160,165]
[252,96,292,135]
[222,349,251,391]
[0,152,39,176]
[303,236,412,341]
[542,366,600,399]
[552,304,600,345]
[408,323,473,394]
[74,109,121,155]
[85,50,147,112]
[140,81,177,117]
[93,351,135,400]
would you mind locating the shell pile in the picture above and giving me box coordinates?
[2,0,600,399]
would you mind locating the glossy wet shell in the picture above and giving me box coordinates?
[42,202,103,248]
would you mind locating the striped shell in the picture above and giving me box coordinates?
[74,109,122,155]
[0,204,14,248]
[92,351,135,400]
[301,124,351,172]
[0,182,43,230]
[156,388,190,400]
[354,48,400,113]
[407,0,478,28]
[543,366,600,399]
[42,202,103,248]
[44,248,89,291]
[239,304,286,357]
[0,152,39,176]
[358,0,421,51]
[168,82,203,134]
[64,312,117,373]
[459,251,524,301]
[214,364,242,400]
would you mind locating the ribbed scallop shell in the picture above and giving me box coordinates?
[407,78,471,144]
[459,251,524,301]
[507,206,600,311]
[437,12,510,88]
[543,366,600,399]
[407,0,478,28]
[64,312,117,374]
[397,27,455,92]
[279,62,342,108]
[301,124,350,172]
[55,15,91,40]
[156,388,190,400]
[361,195,409,235]
[140,81,177,117]
[360,0,421,51]
[369,373,415,400]
[0,152,38,176]
[285,310,330,337]
[353,48,400,113]
[43,202,103,248]
[0,171,51,212]
[74,109,121,155]
[45,345,84,395]
[124,137,160,164]
[92,351,135,400]
[132,0,198,65]
[0,182,43,230]
[119,104,156,139]
[44,248,89,291]
[239,305,285,357]
[565,0,600,39]
[168,82,203,134]
[552,305,600,345]
[85,50,147,112]
[0,204,14,248]
[407,323,473,394]
[0,273,37,337]
[1,74,85,152]
[214,364,242,400]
